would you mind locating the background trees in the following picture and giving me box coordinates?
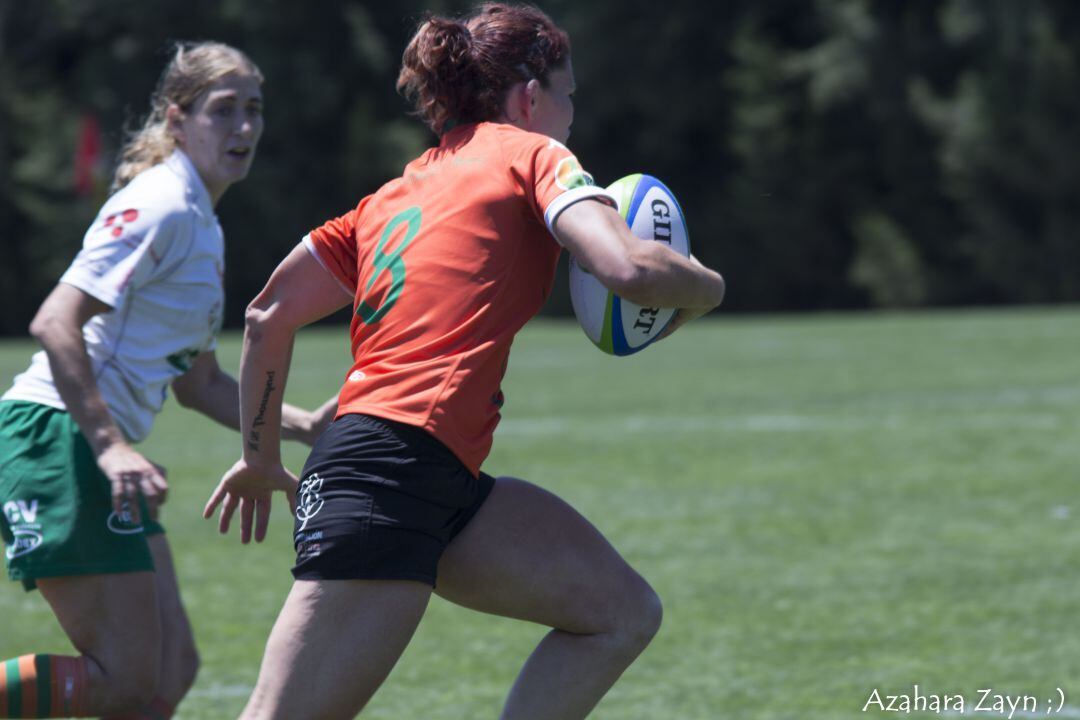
[1,0,1077,334]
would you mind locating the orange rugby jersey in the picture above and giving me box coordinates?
[304,122,614,475]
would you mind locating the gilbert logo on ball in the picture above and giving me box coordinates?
[569,174,690,356]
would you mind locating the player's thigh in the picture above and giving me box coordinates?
[147,534,198,689]
[147,534,194,649]
[245,578,431,720]
[435,476,659,634]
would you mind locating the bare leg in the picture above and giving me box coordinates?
[146,535,199,709]
[436,477,663,720]
[239,579,432,720]
[37,572,161,715]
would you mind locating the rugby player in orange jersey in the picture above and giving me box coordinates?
[204,3,725,718]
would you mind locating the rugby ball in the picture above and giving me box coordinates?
[569,174,690,356]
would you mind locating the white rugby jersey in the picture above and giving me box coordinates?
[3,150,225,442]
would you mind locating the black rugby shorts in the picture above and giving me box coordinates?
[291,413,495,586]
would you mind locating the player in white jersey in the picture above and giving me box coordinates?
[0,43,334,719]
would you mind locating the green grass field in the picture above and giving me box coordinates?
[2,307,1079,719]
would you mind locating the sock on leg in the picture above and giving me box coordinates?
[0,654,89,718]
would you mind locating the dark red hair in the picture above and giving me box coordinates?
[397,3,571,135]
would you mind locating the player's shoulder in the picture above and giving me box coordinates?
[485,125,597,196]
[100,163,192,226]
[86,168,194,250]
[485,122,572,158]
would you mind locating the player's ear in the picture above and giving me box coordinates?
[522,79,541,120]
[499,80,531,125]
[166,104,186,145]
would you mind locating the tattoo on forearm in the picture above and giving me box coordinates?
[247,371,277,452]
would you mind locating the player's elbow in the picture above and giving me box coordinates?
[601,249,666,307]
[243,301,275,343]
[583,243,645,301]
[606,271,656,307]
[171,351,230,414]
[28,312,52,344]
[708,273,726,309]
[244,289,298,344]
[171,378,200,409]
[172,365,220,413]
[620,247,727,310]
[28,305,72,347]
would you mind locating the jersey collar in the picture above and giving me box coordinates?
[165,149,216,221]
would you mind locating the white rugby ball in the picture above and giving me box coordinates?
[569,174,690,356]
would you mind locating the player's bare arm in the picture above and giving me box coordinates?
[204,244,350,543]
[172,350,337,445]
[30,282,167,521]
[554,198,725,310]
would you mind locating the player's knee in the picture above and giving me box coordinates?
[105,666,158,713]
[102,649,160,711]
[595,574,662,657]
[156,631,200,706]
[178,641,201,696]
[620,579,663,650]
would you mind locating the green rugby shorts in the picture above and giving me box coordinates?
[0,401,163,591]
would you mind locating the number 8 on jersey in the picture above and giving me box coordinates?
[357,206,422,325]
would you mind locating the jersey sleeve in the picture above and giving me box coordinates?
[59,203,185,309]
[511,137,616,239]
[303,200,367,297]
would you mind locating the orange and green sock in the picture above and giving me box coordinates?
[0,654,88,717]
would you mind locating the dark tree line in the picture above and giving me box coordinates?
[1,0,1077,335]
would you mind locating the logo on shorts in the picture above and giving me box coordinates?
[295,529,324,560]
[4,499,38,525]
[4,499,43,559]
[6,529,43,559]
[296,473,325,532]
[106,504,144,535]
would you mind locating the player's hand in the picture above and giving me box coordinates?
[96,442,169,524]
[657,255,719,341]
[203,458,298,544]
[657,306,710,341]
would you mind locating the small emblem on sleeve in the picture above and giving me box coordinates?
[554,156,595,191]
[103,209,141,238]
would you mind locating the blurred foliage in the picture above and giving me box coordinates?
[1,0,1079,335]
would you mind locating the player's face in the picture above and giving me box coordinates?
[529,58,575,144]
[173,72,263,205]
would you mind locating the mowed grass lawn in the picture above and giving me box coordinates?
[1,306,1079,719]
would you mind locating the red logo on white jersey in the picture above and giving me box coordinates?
[103,209,141,244]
